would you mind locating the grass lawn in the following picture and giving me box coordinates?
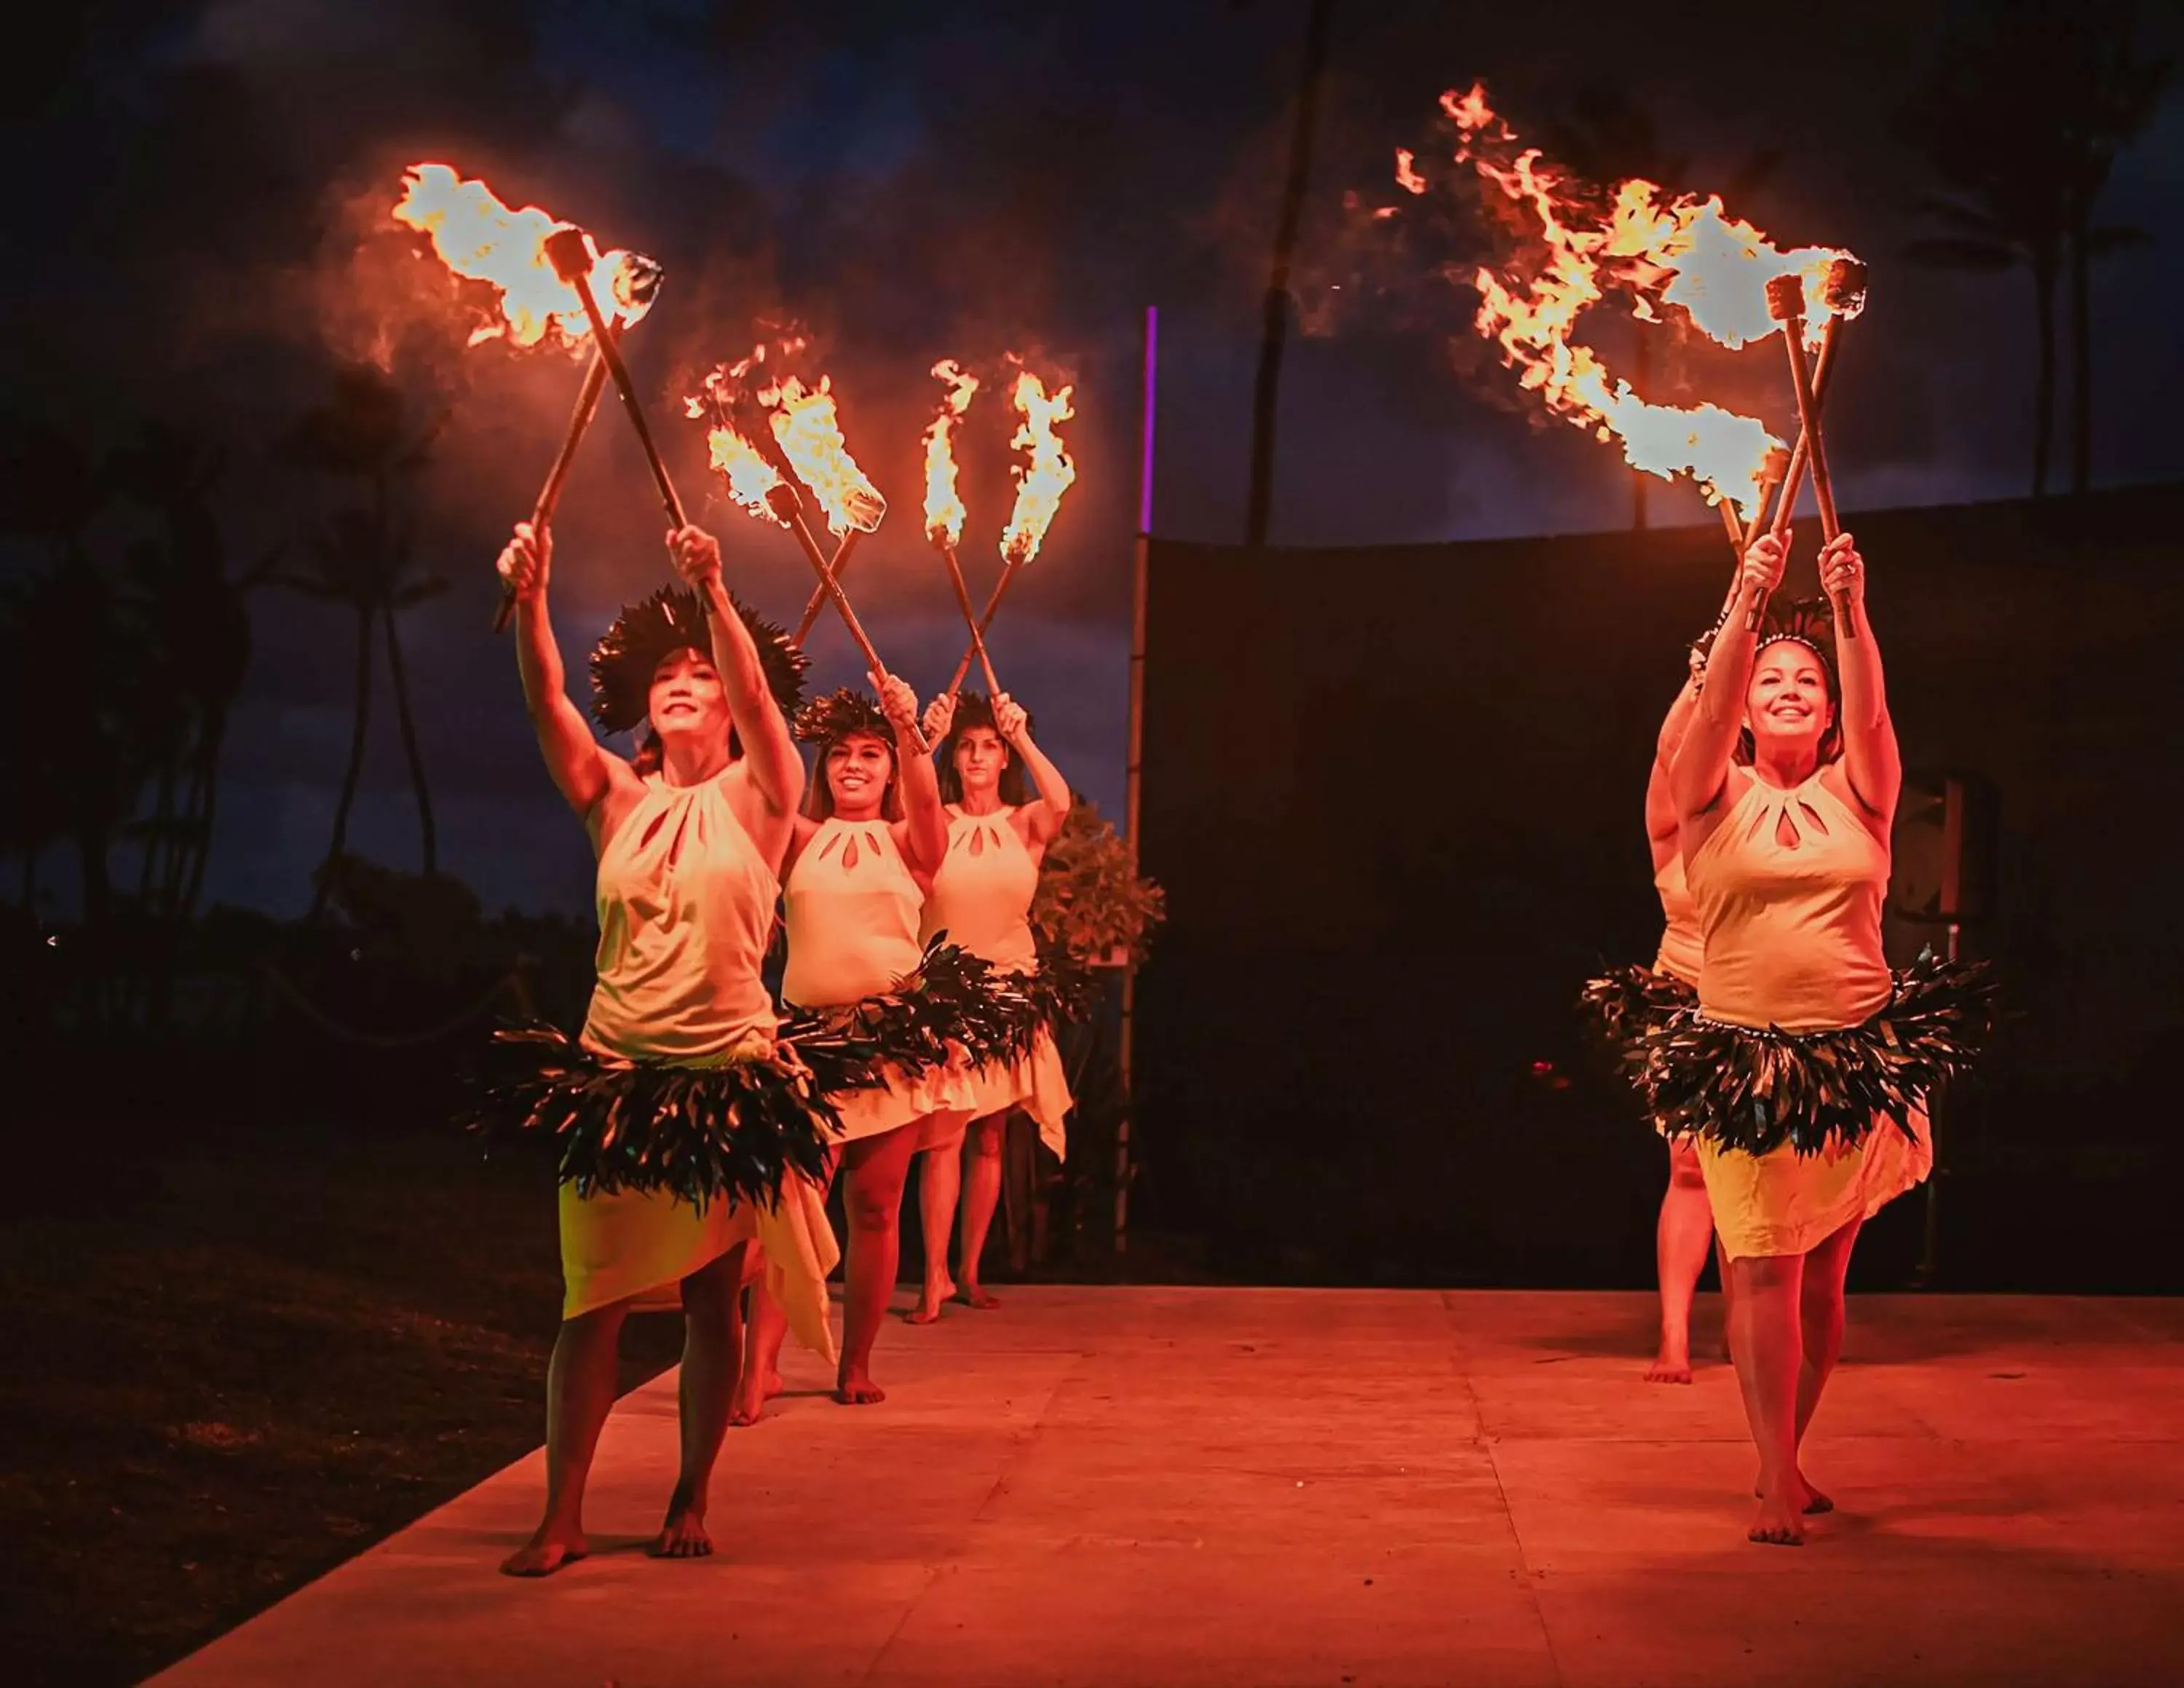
[0,1116,683,1687]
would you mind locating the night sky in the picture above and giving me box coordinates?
[7,0,2181,917]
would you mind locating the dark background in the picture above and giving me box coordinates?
[6,7,2184,1679]
[4,0,2180,914]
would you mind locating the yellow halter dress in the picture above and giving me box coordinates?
[918,804,1072,1159]
[563,773,838,1357]
[1684,770,1931,1260]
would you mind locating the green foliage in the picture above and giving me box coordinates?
[1031,800,1165,968]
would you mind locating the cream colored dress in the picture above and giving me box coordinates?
[564,773,839,1360]
[917,804,1072,1158]
[783,816,974,1141]
[1685,770,1931,1260]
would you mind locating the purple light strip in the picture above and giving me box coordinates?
[1137,304,1158,536]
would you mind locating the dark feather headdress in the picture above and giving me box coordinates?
[946,689,1035,740]
[794,687,892,746]
[1757,594,1837,673]
[589,585,807,734]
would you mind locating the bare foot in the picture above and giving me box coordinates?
[728,1368,783,1428]
[1754,1471,1835,1515]
[955,1282,1002,1311]
[1645,1341,1693,1384]
[907,1277,954,1325]
[834,1367,886,1405]
[1748,1488,1807,1546]
[649,1497,712,1559]
[499,1523,587,1577]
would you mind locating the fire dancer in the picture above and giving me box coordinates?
[731,681,975,1421]
[909,688,1074,1321]
[488,518,836,1575]
[1586,569,1744,1383]
[1656,529,1991,1545]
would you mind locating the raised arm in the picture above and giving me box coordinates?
[499,521,622,821]
[1647,674,1701,851]
[1653,555,1745,805]
[1819,531,1899,826]
[1671,534,1786,823]
[993,692,1072,848]
[667,525,803,820]
[878,671,949,875]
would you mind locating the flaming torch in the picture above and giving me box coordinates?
[1412,87,1861,548]
[944,366,1079,702]
[1749,259,1868,628]
[921,360,1002,696]
[692,355,925,750]
[391,164,662,631]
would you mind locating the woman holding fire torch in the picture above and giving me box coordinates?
[730,681,978,1420]
[909,687,1075,1322]
[1655,527,1990,1545]
[485,518,838,1575]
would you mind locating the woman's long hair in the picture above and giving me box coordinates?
[935,690,1029,806]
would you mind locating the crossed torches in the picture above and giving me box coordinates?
[693,363,930,754]
[389,163,665,633]
[1744,259,1869,636]
[933,366,1080,706]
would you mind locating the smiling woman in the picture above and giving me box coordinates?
[477,517,839,1576]
[1647,529,1995,1547]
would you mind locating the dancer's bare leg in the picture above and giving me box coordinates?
[1728,1250,1806,1546]
[1788,1216,1861,1515]
[1717,1236,1736,1360]
[732,1151,836,1424]
[955,1113,1008,1309]
[910,1116,968,1323]
[501,1298,630,1576]
[731,1276,788,1427]
[653,1241,751,1558]
[837,1122,919,1401]
[1648,1137,1714,1383]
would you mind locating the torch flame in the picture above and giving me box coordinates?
[757,375,887,537]
[922,359,982,547]
[1000,368,1077,567]
[1419,84,1863,514]
[685,394,789,527]
[392,163,652,351]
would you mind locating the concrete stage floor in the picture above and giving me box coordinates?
[153,1288,2183,1687]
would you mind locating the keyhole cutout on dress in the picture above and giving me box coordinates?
[638,809,670,852]
[665,805,695,870]
[1775,808,1803,849]
[969,826,988,857]
[843,832,862,871]
[818,831,844,861]
[1797,800,1829,836]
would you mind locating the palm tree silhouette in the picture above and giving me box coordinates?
[1245,0,1335,550]
[0,427,135,934]
[1904,0,2169,497]
[106,423,280,934]
[274,368,448,912]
